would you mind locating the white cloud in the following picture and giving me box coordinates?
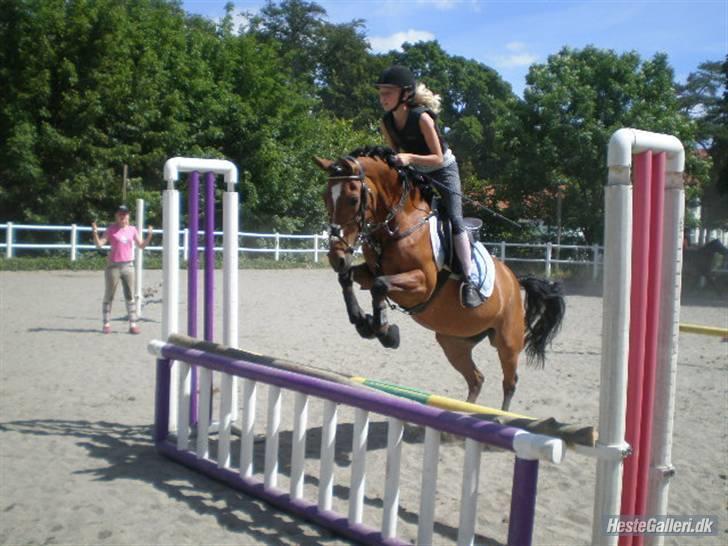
[417,0,457,10]
[506,41,527,52]
[416,0,481,10]
[491,42,538,68]
[368,29,436,53]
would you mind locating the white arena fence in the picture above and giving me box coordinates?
[0,221,605,278]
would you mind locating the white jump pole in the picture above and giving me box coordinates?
[593,129,684,546]
[135,198,145,319]
[162,185,180,431]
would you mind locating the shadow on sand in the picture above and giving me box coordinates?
[0,418,503,546]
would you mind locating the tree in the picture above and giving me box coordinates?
[677,58,728,230]
[0,0,369,233]
[514,46,703,243]
[245,0,325,89]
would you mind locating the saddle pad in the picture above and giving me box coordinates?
[428,216,495,299]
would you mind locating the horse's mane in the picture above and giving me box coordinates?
[346,145,434,204]
[347,146,400,169]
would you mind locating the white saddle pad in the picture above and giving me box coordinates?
[428,216,495,299]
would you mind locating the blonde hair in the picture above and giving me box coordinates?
[411,82,442,114]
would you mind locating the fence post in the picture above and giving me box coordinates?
[592,244,600,281]
[314,234,319,263]
[545,242,552,278]
[500,240,506,261]
[135,198,145,318]
[6,222,13,258]
[274,233,280,261]
[70,224,78,261]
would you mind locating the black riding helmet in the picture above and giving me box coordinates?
[375,65,416,91]
[375,65,416,112]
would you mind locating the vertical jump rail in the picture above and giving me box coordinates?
[150,337,565,546]
[161,157,239,435]
[594,129,684,546]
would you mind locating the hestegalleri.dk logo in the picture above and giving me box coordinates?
[603,515,718,536]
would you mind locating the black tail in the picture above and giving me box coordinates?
[519,277,565,368]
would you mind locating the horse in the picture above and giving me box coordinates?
[314,147,565,410]
[683,238,728,296]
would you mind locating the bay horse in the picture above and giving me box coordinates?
[683,239,728,296]
[314,147,565,410]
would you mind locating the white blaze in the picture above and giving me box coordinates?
[331,182,343,217]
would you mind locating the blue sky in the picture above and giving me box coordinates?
[183,0,727,96]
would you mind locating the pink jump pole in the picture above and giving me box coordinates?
[620,151,653,541]
[632,153,666,546]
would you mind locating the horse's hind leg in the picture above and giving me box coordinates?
[435,333,484,403]
[494,321,524,412]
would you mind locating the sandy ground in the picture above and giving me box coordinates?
[0,269,726,546]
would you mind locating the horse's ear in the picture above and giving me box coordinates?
[313,157,333,171]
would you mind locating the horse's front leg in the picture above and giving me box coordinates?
[370,269,428,349]
[339,265,376,339]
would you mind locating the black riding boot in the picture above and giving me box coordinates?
[460,279,484,308]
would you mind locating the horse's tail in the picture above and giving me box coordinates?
[519,277,565,368]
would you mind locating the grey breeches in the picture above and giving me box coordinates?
[428,161,466,234]
[103,261,136,322]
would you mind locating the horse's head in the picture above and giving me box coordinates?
[314,155,375,273]
[315,147,418,273]
[707,239,728,256]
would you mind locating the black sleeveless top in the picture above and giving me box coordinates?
[382,106,448,155]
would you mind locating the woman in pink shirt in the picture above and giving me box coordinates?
[92,205,153,334]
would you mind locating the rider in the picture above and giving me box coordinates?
[375,65,483,308]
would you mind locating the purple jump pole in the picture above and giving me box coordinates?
[154,359,171,444]
[203,172,216,424]
[187,171,200,425]
[508,457,540,546]
[204,172,215,342]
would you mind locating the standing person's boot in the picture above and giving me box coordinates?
[454,232,484,308]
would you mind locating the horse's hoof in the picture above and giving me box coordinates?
[355,315,376,339]
[377,324,400,349]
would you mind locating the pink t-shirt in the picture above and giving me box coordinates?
[106,224,138,263]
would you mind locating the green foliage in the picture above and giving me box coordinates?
[511,47,704,243]
[678,57,728,229]
[0,1,716,246]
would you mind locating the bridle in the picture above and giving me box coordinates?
[326,156,370,254]
[326,155,432,256]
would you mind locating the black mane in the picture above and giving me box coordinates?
[347,146,399,168]
[344,145,434,202]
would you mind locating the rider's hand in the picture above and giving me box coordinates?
[394,153,411,166]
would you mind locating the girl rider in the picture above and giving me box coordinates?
[375,65,483,308]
